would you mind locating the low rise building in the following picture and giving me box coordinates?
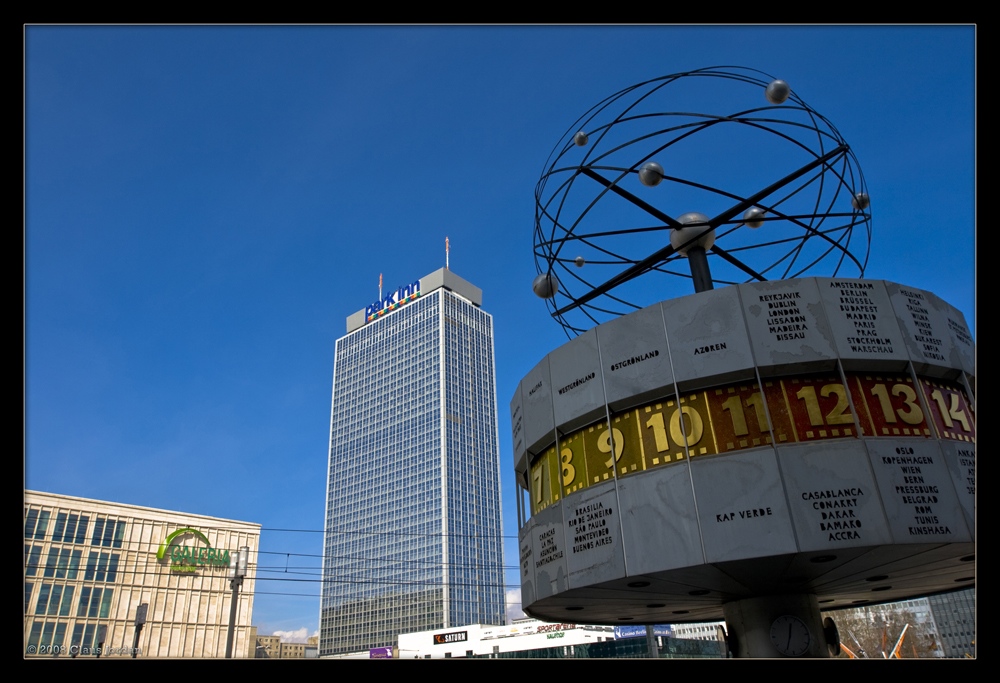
[24,490,259,658]
[254,633,318,658]
[255,634,282,658]
[395,619,723,659]
[669,621,727,643]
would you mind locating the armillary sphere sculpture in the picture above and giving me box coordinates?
[532,66,872,337]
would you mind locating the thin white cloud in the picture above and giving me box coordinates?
[506,587,526,623]
[271,627,311,643]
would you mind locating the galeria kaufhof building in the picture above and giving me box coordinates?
[24,490,260,658]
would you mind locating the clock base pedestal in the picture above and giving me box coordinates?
[723,594,835,658]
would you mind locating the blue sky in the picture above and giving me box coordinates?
[25,25,975,638]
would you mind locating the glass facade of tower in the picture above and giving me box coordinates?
[320,275,505,657]
[927,588,976,658]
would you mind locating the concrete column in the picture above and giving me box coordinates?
[723,594,833,658]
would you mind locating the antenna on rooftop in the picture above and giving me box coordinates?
[379,273,383,302]
[446,236,450,270]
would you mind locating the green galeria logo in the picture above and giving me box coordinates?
[156,527,231,573]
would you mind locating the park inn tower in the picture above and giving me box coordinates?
[320,268,506,657]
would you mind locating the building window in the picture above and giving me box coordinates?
[25,582,33,614]
[34,583,75,616]
[52,513,68,542]
[43,548,82,579]
[77,587,114,619]
[71,624,91,655]
[26,621,68,654]
[43,548,59,577]
[84,552,119,582]
[68,623,107,656]
[91,518,125,548]
[27,622,43,651]
[25,544,42,577]
[52,513,90,544]
[24,508,50,540]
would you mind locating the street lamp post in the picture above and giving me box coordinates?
[132,602,148,658]
[225,546,249,658]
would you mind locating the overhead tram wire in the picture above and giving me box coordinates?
[24,523,522,540]
[261,525,521,540]
[27,558,525,596]
[26,525,521,598]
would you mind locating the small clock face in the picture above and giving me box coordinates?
[770,615,811,657]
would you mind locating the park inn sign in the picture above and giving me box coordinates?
[156,527,232,573]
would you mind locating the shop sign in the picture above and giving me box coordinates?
[366,279,421,322]
[156,527,231,573]
[433,631,468,645]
